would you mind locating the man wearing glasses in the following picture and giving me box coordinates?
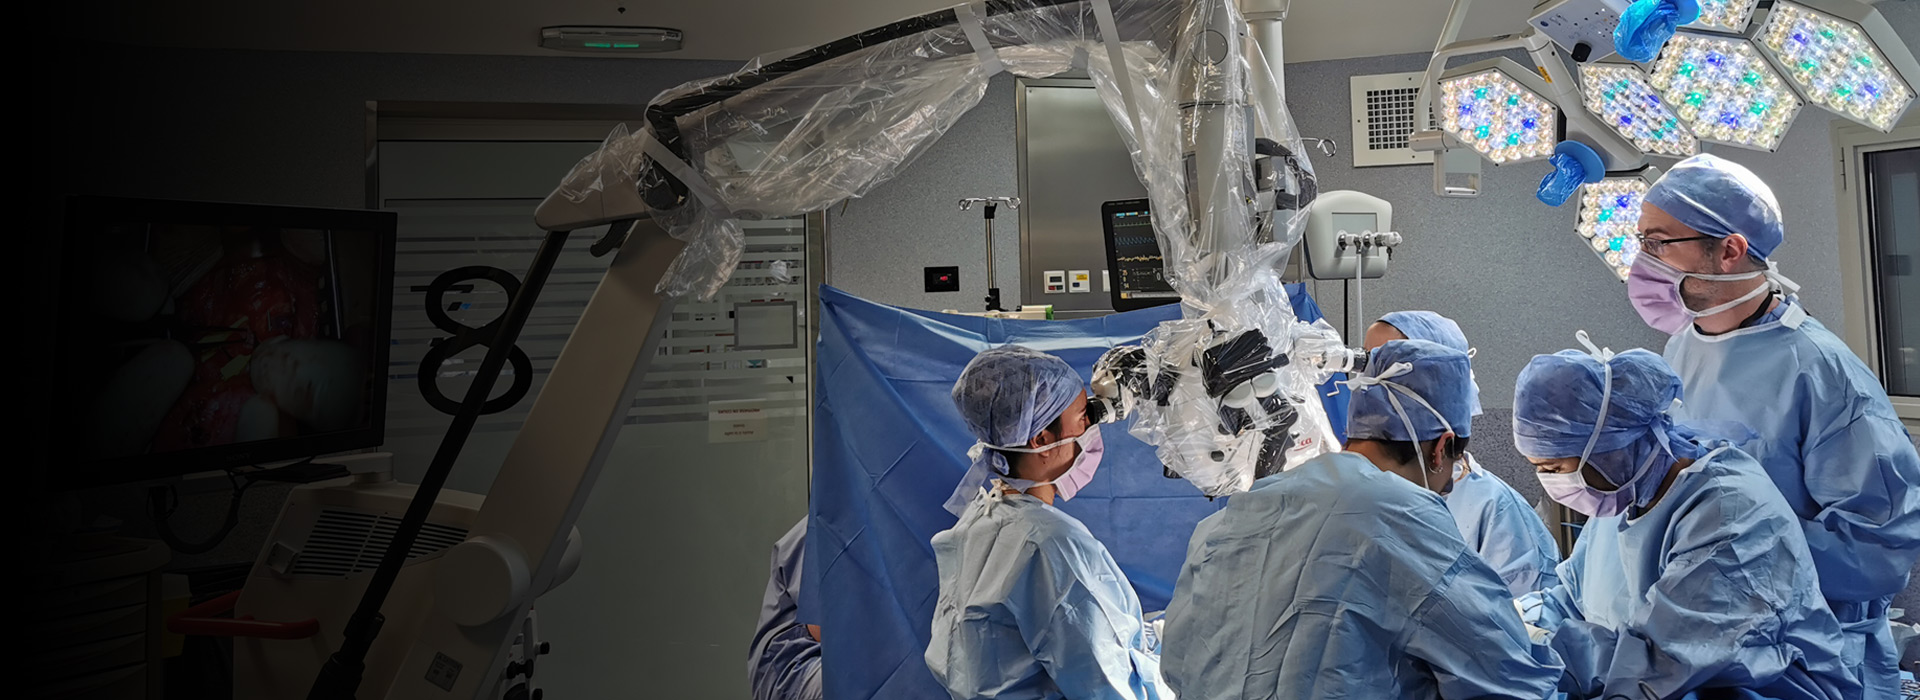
[1630,153,1920,696]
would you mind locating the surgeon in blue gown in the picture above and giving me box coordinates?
[925,345,1168,700]
[1513,347,1858,700]
[1628,153,1920,695]
[1161,339,1562,699]
[1365,310,1562,596]
[750,518,823,700]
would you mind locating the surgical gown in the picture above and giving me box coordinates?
[926,485,1168,700]
[1447,453,1562,597]
[1665,300,1920,694]
[1523,446,1859,700]
[750,519,823,700]
[1160,451,1562,700]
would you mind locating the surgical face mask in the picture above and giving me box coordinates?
[1536,447,1662,518]
[996,424,1106,501]
[1627,253,1789,335]
[1531,359,1665,518]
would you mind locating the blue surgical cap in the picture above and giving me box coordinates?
[1513,349,1705,488]
[1347,339,1474,443]
[1379,311,1482,417]
[945,345,1083,513]
[1379,311,1467,352]
[1644,153,1784,260]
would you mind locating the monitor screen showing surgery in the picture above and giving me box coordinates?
[1102,199,1179,310]
[59,199,393,476]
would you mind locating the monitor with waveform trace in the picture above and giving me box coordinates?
[1100,198,1180,312]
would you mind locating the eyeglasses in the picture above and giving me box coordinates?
[1635,234,1716,255]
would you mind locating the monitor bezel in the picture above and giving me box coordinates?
[1099,198,1181,312]
[53,195,397,489]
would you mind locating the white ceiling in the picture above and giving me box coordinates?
[101,0,1536,65]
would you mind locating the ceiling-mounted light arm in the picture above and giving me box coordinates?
[1413,33,1536,135]
[1413,0,1484,134]
[1525,32,1650,176]
[1410,32,1539,198]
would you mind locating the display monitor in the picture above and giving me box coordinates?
[54,196,397,487]
[1100,198,1180,312]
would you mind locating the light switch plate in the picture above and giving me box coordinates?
[1043,270,1066,294]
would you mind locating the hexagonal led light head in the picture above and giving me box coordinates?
[1683,0,1761,34]
[1576,171,1660,281]
[1439,59,1560,165]
[1754,0,1918,132]
[1649,32,1803,151]
[1580,63,1700,158]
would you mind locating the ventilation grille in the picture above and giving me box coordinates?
[1351,72,1437,168]
[287,508,470,579]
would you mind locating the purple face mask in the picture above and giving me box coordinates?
[1626,256,1693,335]
[1531,355,1666,518]
[1535,447,1660,518]
[1627,252,1785,336]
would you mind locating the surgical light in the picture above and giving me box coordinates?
[1754,0,1917,131]
[1576,175,1655,281]
[1683,0,1760,34]
[1649,32,1801,151]
[1580,63,1700,158]
[1439,60,1559,165]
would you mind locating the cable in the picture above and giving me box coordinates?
[145,455,351,556]
[148,470,253,556]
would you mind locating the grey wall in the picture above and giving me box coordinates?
[828,74,1025,311]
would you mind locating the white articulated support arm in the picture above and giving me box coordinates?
[1411,0,1487,139]
[1411,31,1532,197]
[1180,0,1256,288]
[1241,0,1288,118]
[386,219,686,698]
[1412,0,1646,196]
[1411,0,1520,198]
[1524,32,1645,174]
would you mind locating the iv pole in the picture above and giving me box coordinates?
[959,197,1020,312]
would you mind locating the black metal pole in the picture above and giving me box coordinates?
[308,229,572,700]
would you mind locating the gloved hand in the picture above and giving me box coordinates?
[1140,612,1167,654]
[1515,591,1557,629]
[1525,622,1553,645]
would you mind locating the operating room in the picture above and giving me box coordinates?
[21,0,1920,698]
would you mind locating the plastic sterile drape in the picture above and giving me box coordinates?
[550,0,1344,495]
[803,285,1343,700]
[551,0,1315,305]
